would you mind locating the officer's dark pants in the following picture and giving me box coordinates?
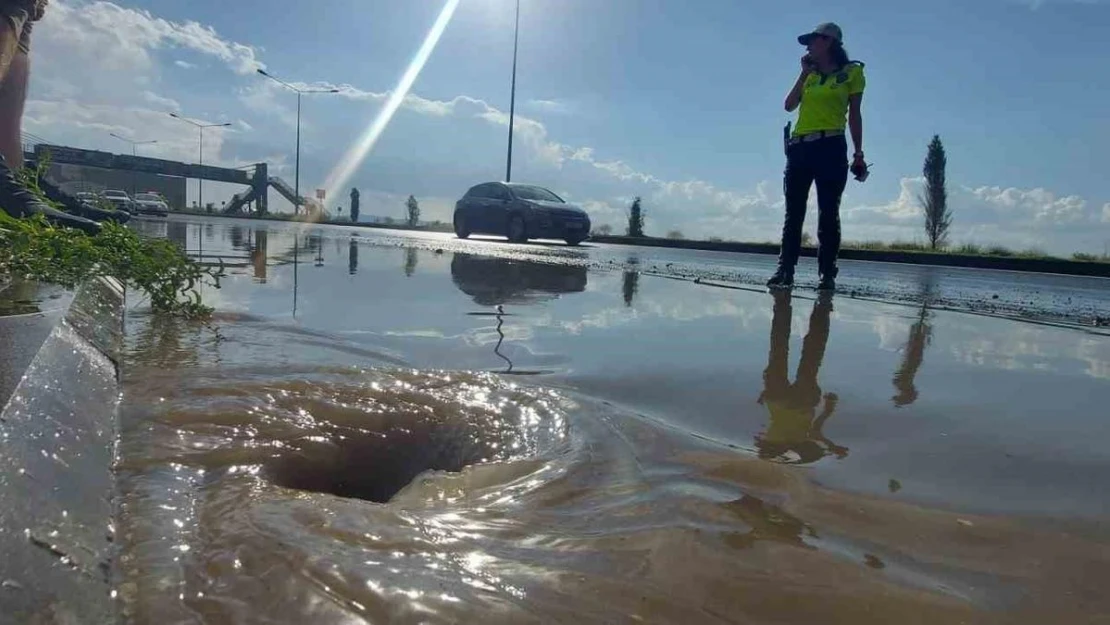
[776,134,849,279]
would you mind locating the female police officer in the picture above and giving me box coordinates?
[767,22,867,291]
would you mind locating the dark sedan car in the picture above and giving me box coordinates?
[453,182,591,245]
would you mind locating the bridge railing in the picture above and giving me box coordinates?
[32,143,255,186]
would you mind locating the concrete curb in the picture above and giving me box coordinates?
[0,277,124,625]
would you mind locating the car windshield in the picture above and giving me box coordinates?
[511,186,563,203]
[103,191,128,198]
[136,194,162,202]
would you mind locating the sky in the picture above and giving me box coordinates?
[23,0,1110,255]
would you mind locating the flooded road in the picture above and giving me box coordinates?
[117,216,1110,624]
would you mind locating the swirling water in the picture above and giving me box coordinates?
[114,217,1110,624]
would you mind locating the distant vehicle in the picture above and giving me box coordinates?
[133,192,170,216]
[74,191,100,208]
[453,182,592,246]
[100,189,136,212]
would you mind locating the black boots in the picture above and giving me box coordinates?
[766,267,794,289]
[0,156,100,234]
[767,267,837,292]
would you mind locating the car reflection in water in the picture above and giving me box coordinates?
[451,253,588,373]
[450,253,587,306]
[756,290,848,465]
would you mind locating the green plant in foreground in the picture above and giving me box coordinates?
[0,212,222,319]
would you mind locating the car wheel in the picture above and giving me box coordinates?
[565,236,584,246]
[507,213,528,243]
[454,213,470,239]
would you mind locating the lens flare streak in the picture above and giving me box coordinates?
[323,0,461,200]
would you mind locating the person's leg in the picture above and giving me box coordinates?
[772,144,815,282]
[762,290,793,393]
[814,138,849,283]
[0,4,100,233]
[0,4,30,167]
[795,292,833,402]
[0,50,28,168]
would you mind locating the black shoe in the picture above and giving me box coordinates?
[766,268,794,289]
[817,275,836,291]
[0,158,100,234]
[37,176,130,224]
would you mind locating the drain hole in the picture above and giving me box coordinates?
[265,429,494,504]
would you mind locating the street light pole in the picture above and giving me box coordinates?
[296,90,301,216]
[257,69,339,216]
[506,0,520,183]
[109,133,157,197]
[168,113,230,212]
[198,126,203,208]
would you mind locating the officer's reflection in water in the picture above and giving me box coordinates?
[755,290,848,464]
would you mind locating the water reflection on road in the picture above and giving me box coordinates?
[116,216,1110,624]
[757,291,848,465]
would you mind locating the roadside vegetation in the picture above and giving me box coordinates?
[0,161,222,318]
[920,135,952,250]
[840,239,1110,262]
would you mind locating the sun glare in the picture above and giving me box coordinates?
[322,0,462,202]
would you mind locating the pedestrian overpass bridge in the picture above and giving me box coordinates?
[25,141,304,215]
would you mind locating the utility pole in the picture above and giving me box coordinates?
[168,113,230,211]
[257,69,339,215]
[505,0,520,182]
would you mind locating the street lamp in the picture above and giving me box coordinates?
[256,69,339,215]
[109,132,157,197]
[505,0,521,183]
[168,112,231,212]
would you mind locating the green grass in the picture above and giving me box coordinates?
[953,243,983,255]
[1072,252,1110,262]
[1,160,222,318]
[833,239,1107,262]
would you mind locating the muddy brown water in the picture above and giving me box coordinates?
[114,217,1110,623]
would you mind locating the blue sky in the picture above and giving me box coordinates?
[25,0,1110,254]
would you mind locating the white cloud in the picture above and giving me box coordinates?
[142,90,179,110]
[525,99,573,115]
[238,82,300,129]
[24,99,233,166]
[1103,203,1110,223]
[174,60,196,69]
[39,1,262,76]
[839,177,1108,251]
[968,186,1089,224]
